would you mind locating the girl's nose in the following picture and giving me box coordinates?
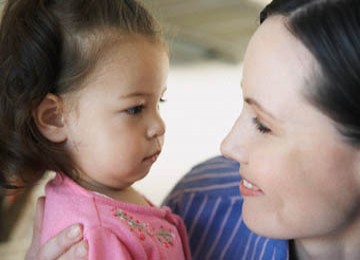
[147,112,166,139]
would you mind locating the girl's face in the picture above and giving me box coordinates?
[63,36,169,193]
[221,16,360,239]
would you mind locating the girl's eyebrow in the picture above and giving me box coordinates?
[119,92,147,99]
[244,97,279,121]
[119,87,167,99]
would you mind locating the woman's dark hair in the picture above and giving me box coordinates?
[260,0,360,146]
[0,0,163,191]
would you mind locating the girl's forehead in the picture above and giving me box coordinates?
[69,38,169,97]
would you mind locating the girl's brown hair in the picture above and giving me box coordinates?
[0,0,163,191]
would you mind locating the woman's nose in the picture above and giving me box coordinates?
[220,117,249,165]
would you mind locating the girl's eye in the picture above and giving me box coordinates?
[158,97,167,110]
[126,105,144,115]
[253,117,271,134]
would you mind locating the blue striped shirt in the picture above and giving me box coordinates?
[163,156,289,260]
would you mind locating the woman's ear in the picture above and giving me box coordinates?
[32,93,67,143]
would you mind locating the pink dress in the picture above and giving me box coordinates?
[40,173,191,259]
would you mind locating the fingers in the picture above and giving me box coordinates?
[25,197,88,260]
[37,224,85,260]
[26,197,46,260]
[58,240,88,260]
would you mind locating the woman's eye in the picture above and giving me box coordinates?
[126,105,144,115]
[253,117,271,134]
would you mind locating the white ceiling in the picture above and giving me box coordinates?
[0,1,270,64]
[143,0,270,64]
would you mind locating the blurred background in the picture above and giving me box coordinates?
[0,0,270,258]
[135,0,270,204]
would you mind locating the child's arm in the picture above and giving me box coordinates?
[26,197,88,260]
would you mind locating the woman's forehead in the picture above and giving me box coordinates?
[242,16,323,125]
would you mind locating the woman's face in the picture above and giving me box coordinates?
[221,16,360,239]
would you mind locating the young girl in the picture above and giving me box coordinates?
[0,0,190,259]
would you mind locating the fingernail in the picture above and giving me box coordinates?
[68,224,81,239]
[75,240,88,258]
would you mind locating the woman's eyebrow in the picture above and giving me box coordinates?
[244,97,279,121]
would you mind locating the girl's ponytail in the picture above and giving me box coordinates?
[0,0,65,191]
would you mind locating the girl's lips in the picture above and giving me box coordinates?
[143,151,160,164]
[239,178,264,196]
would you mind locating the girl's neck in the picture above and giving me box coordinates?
[75,177,149,206]
[292,216,360,260]
[102,186,149,206]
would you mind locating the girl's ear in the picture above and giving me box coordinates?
[33,93,67,143]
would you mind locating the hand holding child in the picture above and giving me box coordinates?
[26,197,88,260]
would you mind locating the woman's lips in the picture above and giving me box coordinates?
[239,178,264,196]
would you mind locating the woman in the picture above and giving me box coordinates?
[221,0,360,258]
[27,0,360,259]
[166,1,360,256]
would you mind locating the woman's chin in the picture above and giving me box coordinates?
[242,206,293,239]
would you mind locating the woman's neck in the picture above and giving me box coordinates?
[292,216,360,260]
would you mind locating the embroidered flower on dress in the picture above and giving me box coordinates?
[111,207,175,248]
